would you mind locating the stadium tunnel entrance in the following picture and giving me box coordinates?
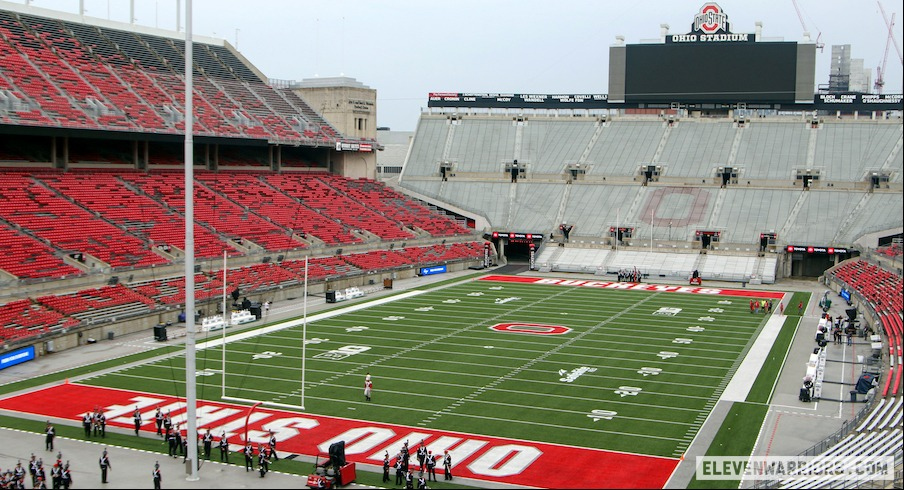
[787,247,858,277]
[488,231,544,266]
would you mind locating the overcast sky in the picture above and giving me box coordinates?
[15,0,904,130]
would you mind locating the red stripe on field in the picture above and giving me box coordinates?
[0,383,677,489]
[480,275,785,298]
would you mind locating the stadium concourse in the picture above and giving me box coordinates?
[0,265,879,489]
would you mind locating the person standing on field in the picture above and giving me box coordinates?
[364,373,373,402]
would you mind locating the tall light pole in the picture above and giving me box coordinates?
[183,0,199,482]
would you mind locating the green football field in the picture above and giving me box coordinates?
[79,275,774,459]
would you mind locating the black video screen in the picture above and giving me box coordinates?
[624,42,799,103]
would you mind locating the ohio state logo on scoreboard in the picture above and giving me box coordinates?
[693,3,729,34]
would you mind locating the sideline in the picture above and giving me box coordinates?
[720,314,787,402]
[195,289,429,351]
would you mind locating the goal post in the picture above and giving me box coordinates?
[218,257,308,412]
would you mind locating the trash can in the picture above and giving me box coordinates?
[850,390,858,402]
[107,331,114,341]
[153,324,168,342]
[249,303,262,320]
[383,278,393,289]
[325,290,337,303]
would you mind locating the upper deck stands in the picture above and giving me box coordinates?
[584,120,663,176]
[734,122,808,180]
[520,120,596,173]
[401,114,902,248]
[658,121,736,178]
[0,8,341,143]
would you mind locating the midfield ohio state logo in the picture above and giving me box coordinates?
[490,323,572,335]
[693,3,729,34]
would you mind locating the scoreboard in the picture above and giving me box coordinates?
[608,3,815,105]
[613,42,814,105]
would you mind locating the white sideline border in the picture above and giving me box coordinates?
[720,314,787,402]
[194,289,429,351]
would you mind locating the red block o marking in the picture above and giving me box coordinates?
[490,323,572,335]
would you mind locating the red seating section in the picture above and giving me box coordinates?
[832,260,903,315]
[0,13,96,128]
[18,14,167,131]
[0,225,83,279]
[876,244,902,258]
[276,256,362,281]
[196,172,361,246]
[323,175,471,237]
[265,173,415,241]
[37,172,230,260]
[830,260,903,397]
[0,11,344,143]
[36,284,155,317]
[120,171,304,253]
[131,273,221,305]
[339,242,484,272]
[0,171,168,268]
[0,299,74,342]
[0,170,474,281]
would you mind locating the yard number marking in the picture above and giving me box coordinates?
[252,351,282,360]
[637,367,662,376]
[614,386,643,397]
[587,409,617,422]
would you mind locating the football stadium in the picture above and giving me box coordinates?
[0,1,902,489]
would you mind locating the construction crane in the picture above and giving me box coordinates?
[791,0,824,51]
[874,1,902,94]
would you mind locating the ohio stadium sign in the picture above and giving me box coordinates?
[667,3,753,43]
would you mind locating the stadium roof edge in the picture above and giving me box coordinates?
[0,0,223,47]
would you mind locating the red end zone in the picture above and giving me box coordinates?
[480,275,786,299]
[0,383,677,489]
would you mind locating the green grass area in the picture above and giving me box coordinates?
[786,292,811,317]
[686,401,769,489]
[78,278,777,460]
[746,316,799,404]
